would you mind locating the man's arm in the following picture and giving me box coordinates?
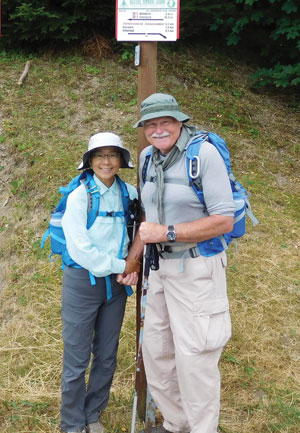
[116,213,145,285]
[127,212,146,259]
[139,215,234,244]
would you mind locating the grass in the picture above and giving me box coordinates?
[0,43,300,433]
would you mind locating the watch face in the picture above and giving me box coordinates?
[168,232,176,242]
[167,227,176,242]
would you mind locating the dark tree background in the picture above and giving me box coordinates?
[1,0,299,88]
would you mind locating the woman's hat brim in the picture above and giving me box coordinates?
[78,145,134,170]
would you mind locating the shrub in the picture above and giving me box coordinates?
[210,0,300,88]
[0,0,115,49]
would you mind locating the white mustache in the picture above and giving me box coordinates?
[151,132,170,139]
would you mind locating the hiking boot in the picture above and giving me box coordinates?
[87,420,104,433]
[138,427,172,433]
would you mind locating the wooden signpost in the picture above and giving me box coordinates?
[116,0,180,426]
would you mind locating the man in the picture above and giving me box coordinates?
[127,93,235,433]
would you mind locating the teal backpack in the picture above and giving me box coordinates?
[41,169,139,298]
[142,131,259,256]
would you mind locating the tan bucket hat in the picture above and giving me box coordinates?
[134,93,190,128]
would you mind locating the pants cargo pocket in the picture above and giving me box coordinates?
[193,297,231,353]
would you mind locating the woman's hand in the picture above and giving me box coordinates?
[116,271,139,286]
[116,258,140,286]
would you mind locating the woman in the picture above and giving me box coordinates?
[60,132,140,433]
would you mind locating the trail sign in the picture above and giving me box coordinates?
[116,0,180,42]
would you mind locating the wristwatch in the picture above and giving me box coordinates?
[166,225,176,243]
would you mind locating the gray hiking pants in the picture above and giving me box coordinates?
[60,266,127,433]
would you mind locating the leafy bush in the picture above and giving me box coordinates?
[0,0,115,48]
[252,63,300,88]
[210,0,300,88]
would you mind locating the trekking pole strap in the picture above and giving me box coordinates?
[144,244,152,278]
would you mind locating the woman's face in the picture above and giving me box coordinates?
[90,146,122,187]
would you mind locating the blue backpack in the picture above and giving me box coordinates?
[41,169,137,298]
[142,131,259,256]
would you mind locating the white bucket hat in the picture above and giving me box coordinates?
[78,132,134,170]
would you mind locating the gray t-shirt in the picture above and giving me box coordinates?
[139,126,235,229]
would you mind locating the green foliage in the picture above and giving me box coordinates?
[1,0,115,48]
[11,178,24,195]
[252,62,300,88]
[210,0,300,88]
[121,48,134,62]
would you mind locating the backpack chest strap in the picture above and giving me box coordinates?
[96,210,127,261]
[98,210,125,218]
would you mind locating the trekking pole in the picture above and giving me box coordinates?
[130,243,152,433]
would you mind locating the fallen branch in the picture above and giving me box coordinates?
[18,60,32,86]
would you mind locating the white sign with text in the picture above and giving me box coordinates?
[116,0,180,42]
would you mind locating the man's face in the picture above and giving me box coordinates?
[143,116,182,154]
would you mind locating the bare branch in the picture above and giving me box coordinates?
[18,60,32,86]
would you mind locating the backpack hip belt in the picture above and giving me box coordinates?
[156,242,197,254]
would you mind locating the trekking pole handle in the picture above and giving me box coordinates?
[144,244,152,279]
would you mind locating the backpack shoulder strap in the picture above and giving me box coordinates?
[141,146,153,185]
[185,133,208,205]
[83,171,101,229]
[206,131,232,174]
[116,174,130,223]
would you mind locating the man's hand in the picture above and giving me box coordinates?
[139,221,166,244]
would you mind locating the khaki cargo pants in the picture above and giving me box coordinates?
[142,251,231,433]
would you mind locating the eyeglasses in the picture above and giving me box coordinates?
[92,152,121,161]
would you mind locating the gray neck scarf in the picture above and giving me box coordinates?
[152,144,179,224]
[151,125,196,224]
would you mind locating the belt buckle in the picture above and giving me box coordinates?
[156,243,172,254]
[189,247,199,258]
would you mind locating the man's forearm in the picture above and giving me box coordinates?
[127,230,145,260]
[127,213,146,260]
[139,215,234,244]
[175,215,234,242]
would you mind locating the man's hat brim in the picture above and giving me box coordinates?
[134,110,190,128]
